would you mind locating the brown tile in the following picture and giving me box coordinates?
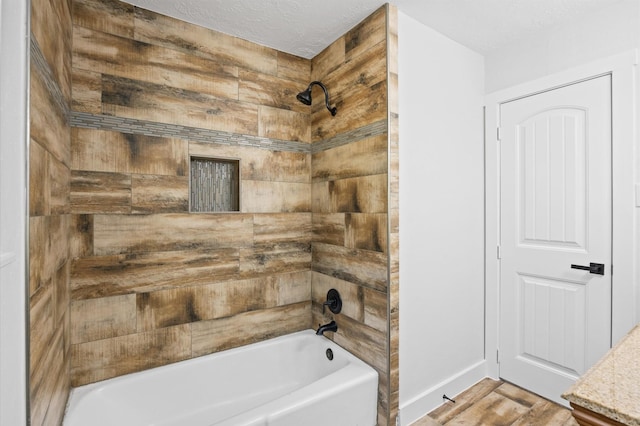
[311,78,387,142]
[364,286,387,332]
[444,391,529,426]
[70,294,137,344]
[69,214,93,259]
[48,155,71,215]
[73,26,239,100]
[131,174,188,214]
[71,170,131,214]
[330,313,387,374]
[71,68,101,113]
[258,105,310,142]
[253,213,312,245]
[312,174,388,214]
[239,241,311,278]
[495,382,545,408]
[71,248,240,299]
[92,213,252,255]
[511,400,577,426]
[29,286,54,377]
[191,302,310,357]
[53,261,70,324]
[30,323,66,426]
[133,7,278,75]
[31,0,72,101]
[412,416,443,426]
[387,5,399,77]
[72,128,188,176]
[135,277,279,332]
[100,75,258,136]
[344,6,386,62]
[276,51,310,84]
[73,0,134,38]
[345,213,387,253]
[327,38,387,101]
[312,213,346,246]
[312,242,387,291]
[418,380,577,426]
[30,62,70,167]
[40,353,71,426]
[430,379,503,424]
[30,140,50,216]
[276,271,312,305]
[312,133,387,182]
[240,180,311,213]
[239,69,308,113]
[71,323,191,386]
[311,36,345,81]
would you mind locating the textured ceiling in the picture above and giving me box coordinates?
[123,0,627,58]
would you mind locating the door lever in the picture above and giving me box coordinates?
[570,263,605,275]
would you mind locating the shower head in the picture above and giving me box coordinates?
[296,81,337,116]
[296,89,312,106]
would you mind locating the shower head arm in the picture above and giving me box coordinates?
[305,81,337,116]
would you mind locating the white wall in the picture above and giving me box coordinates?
[485,0,640,92]
[0,0,29,424]
[485,0,640,340]
[398,11,486,425]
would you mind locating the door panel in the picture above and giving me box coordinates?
[499,75,612,405]
[519,109,587,250]
[519,274,586,375]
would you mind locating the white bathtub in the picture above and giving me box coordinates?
[63,329,378,426]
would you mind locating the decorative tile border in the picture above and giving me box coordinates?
[71,111,388,154]
[310,120,387,154]
[70,112,311,152]
[32,30,388,155]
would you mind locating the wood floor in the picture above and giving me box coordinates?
[411,379,579,426]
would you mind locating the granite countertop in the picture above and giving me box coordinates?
[563,323,640,425]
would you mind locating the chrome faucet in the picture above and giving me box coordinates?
[316,320,338,336]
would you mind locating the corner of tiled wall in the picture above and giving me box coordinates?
[309,5,395,424]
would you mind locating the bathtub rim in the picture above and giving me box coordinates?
[63,328,378,425]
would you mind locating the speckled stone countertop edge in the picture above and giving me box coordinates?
[562,323,640,426]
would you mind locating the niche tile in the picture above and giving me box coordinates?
[190,157,239,212]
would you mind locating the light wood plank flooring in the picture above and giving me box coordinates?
[411,379,579,426]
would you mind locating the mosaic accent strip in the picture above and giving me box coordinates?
[310,119,387,154]
[70,111,310,153]
[71,112,387,154]
[31,35,70,122]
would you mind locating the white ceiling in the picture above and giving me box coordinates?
[123,0,626,58]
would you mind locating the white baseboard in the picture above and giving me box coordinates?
[398,360,490,426]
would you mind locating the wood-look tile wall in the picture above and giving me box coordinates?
[309,6,396,425]
[58,1,398,425]
[69,0,313,387]
[29,0,73,425]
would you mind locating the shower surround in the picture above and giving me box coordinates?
[29,0,400,424]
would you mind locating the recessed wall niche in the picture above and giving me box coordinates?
[190,156,240,212]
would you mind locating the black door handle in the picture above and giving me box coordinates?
[570,263,605,275]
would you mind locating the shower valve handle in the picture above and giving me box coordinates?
[322,289,342,315]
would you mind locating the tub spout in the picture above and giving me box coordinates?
[316,320,338,336]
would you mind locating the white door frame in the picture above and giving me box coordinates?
[0,0,29,424]
[485,50,639,379]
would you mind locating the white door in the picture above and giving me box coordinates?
[499,75,612,405]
